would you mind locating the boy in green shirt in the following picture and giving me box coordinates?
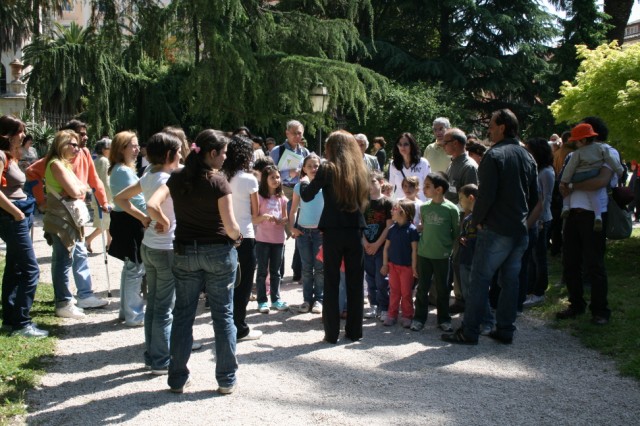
[411,172,460,332]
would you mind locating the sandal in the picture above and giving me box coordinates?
[440,327,478,345]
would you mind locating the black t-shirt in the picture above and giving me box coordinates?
[167,169,231,244]
[363,196,392,243]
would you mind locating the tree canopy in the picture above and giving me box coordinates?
[550,42,640,159]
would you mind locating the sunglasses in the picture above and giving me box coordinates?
[68,143,79,148]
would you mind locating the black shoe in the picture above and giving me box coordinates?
[323,335,338,344]
[591,316,609,325]
[345,332,361,342]
[293,275,301,282]
[449,302,465,314]
[488,331,513,344]
[556,307,585,320]
[441,328,478,345]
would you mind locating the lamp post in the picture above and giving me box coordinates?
[309,82,329,156]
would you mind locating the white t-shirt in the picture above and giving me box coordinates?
[140,170,175,250]
[388,157,431,201]
[229,170,259,239]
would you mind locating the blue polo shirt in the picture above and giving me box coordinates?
[387,222,420,266]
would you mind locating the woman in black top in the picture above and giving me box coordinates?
[148,129,242,394]
[300,130,369,343]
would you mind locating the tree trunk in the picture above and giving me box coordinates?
[604,0,634,44]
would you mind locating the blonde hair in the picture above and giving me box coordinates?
[324,130,369,213]
[108,131,137,175]
[44,130,79,167]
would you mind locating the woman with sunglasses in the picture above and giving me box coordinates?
[388,133,431,201]
[44,130,101,319]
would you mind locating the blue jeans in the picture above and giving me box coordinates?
[364,249,389,311]
[168,243,238,389]
[463,228,528,340]
[141,244,175,370]
[119,258,145,324]
[459,263,494,328]
[529,221,551,297]
[296,228,324,304]
[0,213,39,329]
[255,242,284,304]
[51,234,95,304]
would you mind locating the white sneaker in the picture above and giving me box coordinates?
[379,310,388,322]
[56,303,86,319]
[76,295,108,309]
[364,306,378,319]
[311,301,323,314]
[439,322,453,332]
[238,329,262,341]
[217,383,237,395]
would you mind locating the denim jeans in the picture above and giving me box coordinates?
[255,242,284,304]
[459,263,494,328]
[517,227,538,311]
[168,243,238,389]
[51,234,95,304]
[119,258,145,325]
[296,228,324,304]
[364,249,389,311]
[234,238,256,339]
[141,244,175,370]
[529,221,552,297]
[0,213,39,329]
[463,228,528,340]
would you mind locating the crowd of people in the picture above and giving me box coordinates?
[0,109,629,393]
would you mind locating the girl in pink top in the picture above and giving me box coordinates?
[253,165,289,313]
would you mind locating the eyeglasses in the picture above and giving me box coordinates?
[68,143,79,148]
[127,144,140,149]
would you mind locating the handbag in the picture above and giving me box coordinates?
[49,189,91,228]
[606,190,632,240]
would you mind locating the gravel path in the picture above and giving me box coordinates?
[23,218,640,425]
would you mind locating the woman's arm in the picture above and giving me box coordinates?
[146,184,170,233]
[219,194,241,241]
[114,182,150,228]
[50,161,88,199]
[289,191,302,238]
[300,166,326,202]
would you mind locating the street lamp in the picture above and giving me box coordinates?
[309,82,329,156]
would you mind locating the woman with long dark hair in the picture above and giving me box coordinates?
[149,129,241,394]
[0,116,44,337]
[300,130,369,343]
[523,137,555,307]
[220,135,262,341]
[388,133,431,201]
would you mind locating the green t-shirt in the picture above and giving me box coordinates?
[45,159,72,195]
[418,199,460,259]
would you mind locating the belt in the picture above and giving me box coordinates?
[173,239,230,254]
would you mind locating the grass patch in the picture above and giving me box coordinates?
[0,260,59,425]
[529,228,640,379]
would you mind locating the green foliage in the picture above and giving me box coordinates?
[550,42,640,159]
[360,0,559,132]
[0,273,57,424]
[348,81,466,150]
[0,0,32,53]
